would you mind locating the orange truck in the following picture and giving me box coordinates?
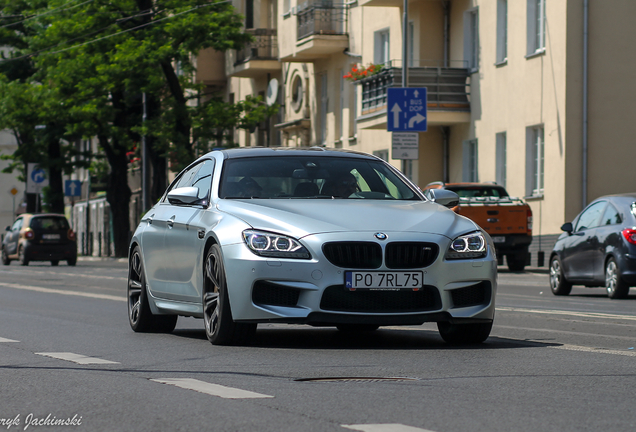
[424,182,533,271]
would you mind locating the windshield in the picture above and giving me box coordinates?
[219,156,420,200]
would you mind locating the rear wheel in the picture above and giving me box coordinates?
[203,244,256,345]
[127,246,177,333]
[605,258,629,299]
[51,260,59,266]
[437,321,492,345]
[18,246,29,266]
[506,253,526,272]
[549,255,572,296]
[1,248,9,265]
[67,257,77,266]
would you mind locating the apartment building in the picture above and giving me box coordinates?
[204,0,636,263]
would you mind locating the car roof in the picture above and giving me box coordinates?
[428,182,502,188]
[211,146,379,161]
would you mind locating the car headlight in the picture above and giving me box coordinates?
[243,230,311,259]
[446,231,487,259]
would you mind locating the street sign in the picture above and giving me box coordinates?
[26,163,49,193]
[65,180,82,197]
[387,87,427,132]
[10,187,18,196]
[392,132,419,160]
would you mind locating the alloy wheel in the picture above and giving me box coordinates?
[606,260,618,296]
[128,251,143,326]
[203,252,221,337]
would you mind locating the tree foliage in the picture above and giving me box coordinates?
[0,0,278,256]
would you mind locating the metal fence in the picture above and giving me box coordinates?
[297,4,347,41]
[235,28,278,65]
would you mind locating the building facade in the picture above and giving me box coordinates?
[201,0,636,266]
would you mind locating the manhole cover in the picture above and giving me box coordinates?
[295,377,419,383]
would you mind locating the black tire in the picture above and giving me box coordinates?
[67,257,77,266]
[18,246,29,266]
[506,253,526,272]
[203,244,256,346]
[1,248,9,266]
[51,260,59,266]
[605,257,629,299]
[437,321,493,345]
[549,255,572,296]
[127,246,177,333]
[336,324,380,332]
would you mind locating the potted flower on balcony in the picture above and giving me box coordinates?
[343,63,383,82]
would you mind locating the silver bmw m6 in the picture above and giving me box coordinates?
[127,147,497,345]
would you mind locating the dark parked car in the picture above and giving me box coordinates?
[549,193,636,299]
[2,213,77,266]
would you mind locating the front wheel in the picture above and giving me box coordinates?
[1,248,9,265]
[549,256,572,296]
[437,321,493,345]
[203,244,256,345]
[51,260,59,266]
[127,246,177,333]
[605,258,629,299]
[507,253,526,272]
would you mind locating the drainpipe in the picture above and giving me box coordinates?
[582,0,589,208]
[442,0,450,68]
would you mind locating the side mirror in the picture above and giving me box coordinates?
[425,189,460,208]
[167,187,200,205]
[561,222,573,234]
[5,226,10,232]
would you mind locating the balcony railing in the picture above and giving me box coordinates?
[297,3,347,41]
[356,61,470,113]
[235,29,278,65]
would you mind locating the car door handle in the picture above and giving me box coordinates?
[167,216,175,228]
[147,214,155,224]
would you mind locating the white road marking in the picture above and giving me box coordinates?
[35,352,120,364]
[150,378,273,399]
[342,424,436,432]
[549,344,636,357]
[0,337,19,342]
[496,306,636,321]
[0,269,126,281]
[0,282,125,302]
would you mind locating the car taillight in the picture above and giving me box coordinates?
[527,208,533,234]
[622,228,636,245]
[67,229,76,241]
[24,228,35,240]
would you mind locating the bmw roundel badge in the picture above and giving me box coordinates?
[374,232,388,240]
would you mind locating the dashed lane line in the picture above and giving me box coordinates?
[342,424,436,432]
[496,306,636,321]
[549,344,636,357]
[35,352,120,364]
[150,378,273,399]
[0,337,19,343]
[0,282,125,302]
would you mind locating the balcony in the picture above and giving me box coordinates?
[356,61,471,129]
[230,29,281,78]
[281,4,348,62]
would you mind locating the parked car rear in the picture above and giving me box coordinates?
[2,213,77,266]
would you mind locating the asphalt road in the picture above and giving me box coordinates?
[1,260,635,432]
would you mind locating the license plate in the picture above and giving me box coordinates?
[42,234,60,240]
[491,236,505,243]
[345,271,423,291]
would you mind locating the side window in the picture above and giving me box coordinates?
[191,159,215,203]
[12,218,23,231]
[574,201,606,232]
[601,204,622,226]
[165,163,203,199]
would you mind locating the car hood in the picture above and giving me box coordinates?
[216,199,478,239]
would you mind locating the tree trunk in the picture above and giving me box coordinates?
[46,133,65,214]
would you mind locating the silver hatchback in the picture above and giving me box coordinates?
[127,147,497,345]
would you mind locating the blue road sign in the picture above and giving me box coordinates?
[387,87,428,132]
[31,168,46,184]
[65,180,82,197]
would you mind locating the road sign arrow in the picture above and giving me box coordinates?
[33,171,44,182]
[408,113,426,129]
[414,90,419,98]
[391,103,402,129]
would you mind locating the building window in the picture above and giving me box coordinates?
[496,0,507,64]
[374,149,389,162]
[462,139,478,182]
[526,126,544,196]
[245,0,254,29]
[283,0,290,15]
[496,132,507,187]
[291,74,303,113]
[463,8,479,71]
[320,73,328,145]
[527,0,545,55]
[374,28,390,65]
